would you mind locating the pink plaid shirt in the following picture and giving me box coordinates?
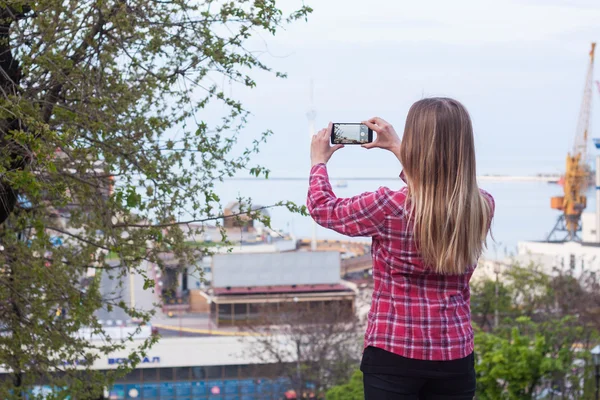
[307,163,495,361]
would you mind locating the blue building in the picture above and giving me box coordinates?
[100,336,301,400]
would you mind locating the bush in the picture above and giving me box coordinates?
[325,369,363,400]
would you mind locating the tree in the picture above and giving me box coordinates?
[325,369,363,400]
[470,278,512,331]
[547,265,600,332]
[502,263,553,318]
[0,1,311,398]
[473,262,600,399]
[243,301,362,398]
[475,316,591,399]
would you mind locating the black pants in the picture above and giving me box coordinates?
[360,346,476,400]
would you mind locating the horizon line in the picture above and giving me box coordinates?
[225,175,562,182]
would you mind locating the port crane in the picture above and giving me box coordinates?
[548,43,596,242]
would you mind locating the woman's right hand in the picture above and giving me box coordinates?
[362,117,401,159]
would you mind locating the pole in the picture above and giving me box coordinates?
[494,267,499,329]
[307,79,318,252]
[311,221,317,251]
[595,364,599,400]
[296,340,302,397]
[129,267,135,309]
[596,155,600,243]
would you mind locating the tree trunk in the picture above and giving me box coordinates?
[8,252,25,399]
[0,6,31,224]
[296,340,303,399]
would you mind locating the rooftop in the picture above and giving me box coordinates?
[212,283,351,296]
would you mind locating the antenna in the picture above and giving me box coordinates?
[307,79,317,251]
[307,79,317,138]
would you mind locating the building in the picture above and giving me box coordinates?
[150,218,366,319]
[8,336,306,400]
[103,336,300,399]
[205,251,357,327]
[489,212,600,277]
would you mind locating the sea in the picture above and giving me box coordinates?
[215,177,595,260]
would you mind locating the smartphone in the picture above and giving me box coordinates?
[331,123,373,145]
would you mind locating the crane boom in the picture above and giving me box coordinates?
[574,43,595,158]
[548,43,596,241]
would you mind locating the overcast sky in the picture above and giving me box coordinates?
[219,0,600,178]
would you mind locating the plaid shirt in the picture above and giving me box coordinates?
[307,163,495,361]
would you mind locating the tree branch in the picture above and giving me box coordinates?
[113,204,280,228]
[41,3,121,122]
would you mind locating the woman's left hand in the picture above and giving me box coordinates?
[311,122,344,167]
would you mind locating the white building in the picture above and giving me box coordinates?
[492,212,600,277]
[3,336,306,400]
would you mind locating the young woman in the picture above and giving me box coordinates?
[307,98,494,399]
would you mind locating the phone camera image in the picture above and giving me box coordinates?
[333,124,370,144]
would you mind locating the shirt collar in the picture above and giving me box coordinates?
[399,170,407,183]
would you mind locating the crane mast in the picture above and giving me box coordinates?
[548,43,596,242]
[573,44,595,159]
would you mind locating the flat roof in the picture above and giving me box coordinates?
[522,240,600,248]
[211,290,356,304]
[212,283,350,296]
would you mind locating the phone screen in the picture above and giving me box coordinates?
[332,123,371,144]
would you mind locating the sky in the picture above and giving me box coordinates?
[214,0,600,178]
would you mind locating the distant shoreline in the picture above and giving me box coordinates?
[225,176,561,183]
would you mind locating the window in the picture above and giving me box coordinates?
[569,254,576,269]
[160,367,175,381]
[233,303,247,321]
[206,366,222,379]
[257,303,277,315]
[224,365,239,378]
[182,268,188,291]
[192,366,207,380]
[253,363,281,378]
[238,365,253,379]
[119,368,141,383]
[141,368,160,382]
[218,304,232,316]
[218,303,233,325]
[247,303,262,322]
[174,367,191,381]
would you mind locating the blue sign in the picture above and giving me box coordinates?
[61,358,87,366]
[142,383,159,398]
[109,378,294,400]
[160,382,175,396]
[108,356,160,365]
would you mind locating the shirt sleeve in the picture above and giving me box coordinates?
[307,163,393,238]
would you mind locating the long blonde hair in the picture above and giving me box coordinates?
[399,98,492,275]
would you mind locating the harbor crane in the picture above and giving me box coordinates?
[548,43,596,242]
